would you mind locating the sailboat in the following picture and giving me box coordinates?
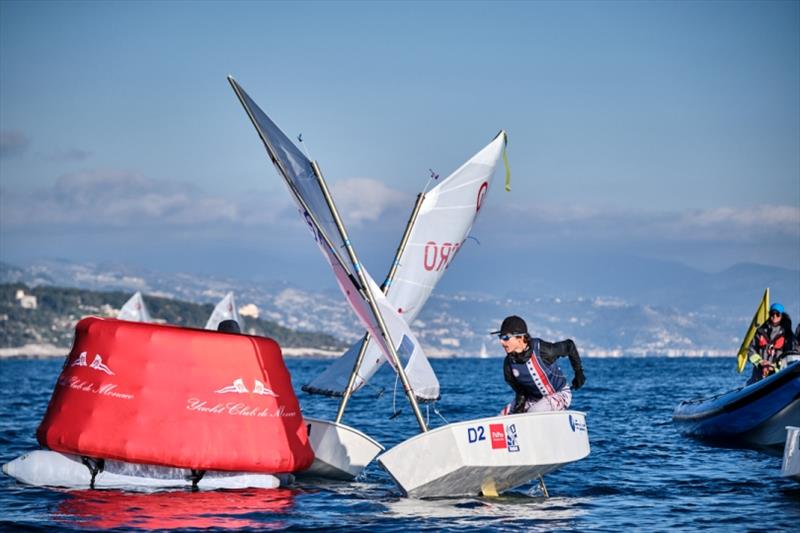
[204,292,243,331]
[303,131,509,417]
[229,77,434,480]
[229,78,590,497]
[117,291,151,322]
[479,342,490,359]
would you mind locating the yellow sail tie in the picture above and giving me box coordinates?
[502,132,511,192]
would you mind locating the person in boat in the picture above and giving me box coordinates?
[217,319,241,334]
[746,303,794,384]
[494,315,586,415]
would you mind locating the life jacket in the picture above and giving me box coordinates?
[755,324,787,363]
[507,339,567,400]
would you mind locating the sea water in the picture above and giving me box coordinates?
[1,357,798,531]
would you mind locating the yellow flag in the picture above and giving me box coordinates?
[736,288,770,373]
[502,132,511,192]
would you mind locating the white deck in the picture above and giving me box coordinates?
[299,418,384,480]
[377,410,590,498]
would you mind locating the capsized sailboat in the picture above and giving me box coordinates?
[229,77,439,479]
[204,291,243,331]
[117,291,151,322]
[303,131,508,402]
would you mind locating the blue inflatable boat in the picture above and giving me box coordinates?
[673,362,800,451]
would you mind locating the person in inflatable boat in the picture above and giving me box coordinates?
[494,315,586,415]
[747,303,794,385]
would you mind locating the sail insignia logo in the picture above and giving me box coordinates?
[215,378,279,396]
[568,414,587,432]
[506,423,520,452]
[489,424,506,449]
[70,351,114,375]
[489,423,521,452]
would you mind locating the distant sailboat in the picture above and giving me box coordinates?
[479,342,489,359]
[117,291,152,323]
[204,292,243,331]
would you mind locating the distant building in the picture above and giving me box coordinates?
[239,304,260,319]
[15,289,37,310]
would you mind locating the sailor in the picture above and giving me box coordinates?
[493,315,586,415]
[217,319,241,334]
[747,303,794,384]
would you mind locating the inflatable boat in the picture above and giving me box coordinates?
[673,362,800,451]
[3,317,314,490]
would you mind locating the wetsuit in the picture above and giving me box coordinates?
[501,338,585,414]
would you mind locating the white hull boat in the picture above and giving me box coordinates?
[378,411,590,498]
[300,418,384,480]
[2,450,283,491]
[782,426,800,481]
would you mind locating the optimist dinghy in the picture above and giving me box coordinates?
[230,77,432,480]
[378,411,589,498]
[299,125,509,481]
[117,291,152,322]
[229,77,589,496]
[204,291,243,331]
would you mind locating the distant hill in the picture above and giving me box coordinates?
[0,282,347,354]
[1,258,798,356]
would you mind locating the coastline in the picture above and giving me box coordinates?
[0,343,735,359]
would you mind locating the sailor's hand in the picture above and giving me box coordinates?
[572,369,586,390]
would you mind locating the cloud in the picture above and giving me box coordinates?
[1,169,274,228]
[330,178,407,225]
[0,130,30,158]
[47,148,93,162]
[489,204,800,243]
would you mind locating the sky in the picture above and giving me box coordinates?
[1,0,798,296]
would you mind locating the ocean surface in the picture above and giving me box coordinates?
[1,356,798,531]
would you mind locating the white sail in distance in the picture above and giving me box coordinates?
[117,291,152,323]
[228,77,439,401]
[204,292,243,331]
[305,132,507,396]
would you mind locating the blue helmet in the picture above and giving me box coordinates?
[770,303,785,314]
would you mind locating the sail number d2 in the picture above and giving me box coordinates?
[467,426,486,443]
[424,241,461,272]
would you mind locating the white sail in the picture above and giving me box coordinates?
[229,77,439,401]
[117,291,152,323]
[204,292,243,331]
[305,132,506,397]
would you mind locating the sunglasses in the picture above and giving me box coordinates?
[770,311,782,317]
[498,334,524,341]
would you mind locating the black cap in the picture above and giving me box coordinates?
[491,315,528,336]
[217,319,241,334]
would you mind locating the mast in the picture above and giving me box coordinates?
[311,161,428,432]
[335,192,426,423]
